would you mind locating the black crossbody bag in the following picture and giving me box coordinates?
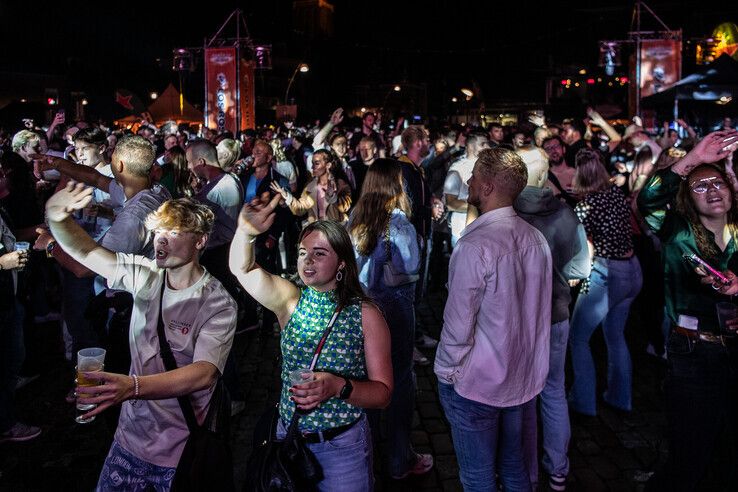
[155,280,234,492]
[243,307,341,492]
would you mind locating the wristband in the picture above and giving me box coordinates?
[131,374,140,405]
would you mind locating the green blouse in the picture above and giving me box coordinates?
[279,287,366,431]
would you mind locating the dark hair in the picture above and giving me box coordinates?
[313,148,338,173]
[676,163,738,260]
[296,221,369,310]
[542,135,565,149]
[350,159,411,255]
[568,119,586,138]
[573,148,610,194]
[186,139,218,165]
[73,127,107,147]
[489,123,503,130]
[167,146,193,198]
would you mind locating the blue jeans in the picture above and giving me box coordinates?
[569,256,642,415]
[0,301,24,432]
[646,333,738,491]
[375,285,417,476]
[96,440,176,491]
[439,383,532,492]
[522,320,571,482]
[277,414,373,492]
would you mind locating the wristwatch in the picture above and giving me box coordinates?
[338,378,353,400]
[46,240,57,257]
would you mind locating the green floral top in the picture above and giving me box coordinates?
[279,287,366,431]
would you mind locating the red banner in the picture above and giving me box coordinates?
[639,40,681,97]
[205,47,237,134]
[240,60,256,130]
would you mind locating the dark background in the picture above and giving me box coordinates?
[0,1,736,124]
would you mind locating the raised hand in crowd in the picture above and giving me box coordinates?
[672,129,738,175]
[45,181,93,223]
[237,192,282,237]
[269,180,292,204]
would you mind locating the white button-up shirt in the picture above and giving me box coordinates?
[434,206,552,407]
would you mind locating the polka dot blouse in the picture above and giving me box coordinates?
[575,186,633,259]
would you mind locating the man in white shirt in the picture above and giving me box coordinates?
[435,147,552,491]
[443,131,490,246]
[45,187,236,490]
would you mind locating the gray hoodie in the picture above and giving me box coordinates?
[514,186,591,323]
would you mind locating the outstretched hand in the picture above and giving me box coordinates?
[269,181,292,203]
[330,107,344,126]
[45,181,93,222]
[237,193,282,237]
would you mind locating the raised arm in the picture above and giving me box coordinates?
[229,193,300,324]
[587,109,622,151]
[45,182,118,280]
[35,154,113,193]
[312,108,344,149]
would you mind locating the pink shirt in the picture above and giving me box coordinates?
[434,207,552,407]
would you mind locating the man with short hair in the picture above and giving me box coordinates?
[514,146,591,491]
[488,122,504,147]
[45,189,236,490]
[542,136,577,204]
[435,147,552,491]
[561,119,588,168]
[11,130,41,163]
[444,131,490,246]
[349,111,385,157]
[348,136,378,200]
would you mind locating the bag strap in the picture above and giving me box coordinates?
[285,305,341,437]
[156,278,200,432]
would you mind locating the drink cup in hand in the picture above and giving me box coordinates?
[75,348,106,424]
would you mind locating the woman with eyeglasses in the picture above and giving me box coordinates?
[638,130,738,491]
[567,148,643,417]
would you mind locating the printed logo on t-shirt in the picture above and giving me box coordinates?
[168,320,192,335]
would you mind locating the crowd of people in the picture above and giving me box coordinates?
[0,105,737,491]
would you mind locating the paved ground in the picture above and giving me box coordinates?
[0,288,670,491]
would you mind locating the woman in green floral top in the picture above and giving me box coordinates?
[229,194,393,491]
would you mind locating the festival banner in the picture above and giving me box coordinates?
[240,59,256,130]
[205,47,237,134]
[639,40,681,97]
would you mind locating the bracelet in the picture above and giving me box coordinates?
[131,374,140,405]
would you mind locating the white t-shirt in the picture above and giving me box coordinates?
[111,253,237,467]
[444,156,475,240]
[274,160,297,190]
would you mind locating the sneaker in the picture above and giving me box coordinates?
[0,422,42,443]
[549,474,566,491]
[230,400,246,417]
[391,453,434,479]
[416,334,438,348]
[413,347,430,366]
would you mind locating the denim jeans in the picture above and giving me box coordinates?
[523,320,571,482]
[97,440,176,491]
[646,333,738,491]
[376,285,417,477]
[277,414,373,492]
[569,256,642,415]
[439,383,532,492]
[0,301,24,432]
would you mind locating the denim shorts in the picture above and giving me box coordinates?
[96,440,176,492]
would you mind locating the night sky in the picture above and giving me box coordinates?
[1,1,736,123]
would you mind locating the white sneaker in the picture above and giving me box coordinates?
[416,334,438,348]
[413,347,430,366]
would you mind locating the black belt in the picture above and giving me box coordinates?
[301,417,360,443]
